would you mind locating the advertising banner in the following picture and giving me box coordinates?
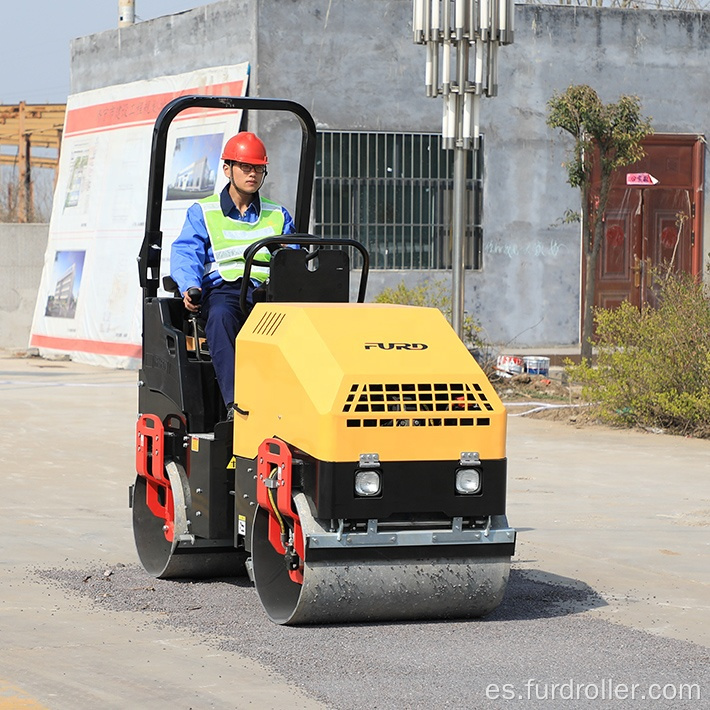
[29,63,249,368]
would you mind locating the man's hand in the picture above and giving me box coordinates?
[182,288,201,313]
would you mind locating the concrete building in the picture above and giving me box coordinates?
[61,2,709,348]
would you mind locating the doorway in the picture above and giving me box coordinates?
[590,135,704,312]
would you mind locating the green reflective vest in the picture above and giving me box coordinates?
[199,194,286,283]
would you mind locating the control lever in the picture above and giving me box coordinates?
[186,288,203,360]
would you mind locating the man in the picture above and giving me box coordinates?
[170,131,295,417]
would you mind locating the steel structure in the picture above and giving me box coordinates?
[413,0,513,335]
[0,103,65,222]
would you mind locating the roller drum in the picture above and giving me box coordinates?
[251,494,510,625]
[132,473,247,579]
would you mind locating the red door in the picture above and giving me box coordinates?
[590,135,704,313]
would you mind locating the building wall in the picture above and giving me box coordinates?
[69,1,710,347]
[0,224,49,348]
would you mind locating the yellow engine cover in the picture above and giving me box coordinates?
[233,303,506,462]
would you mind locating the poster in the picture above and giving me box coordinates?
[29,63,249,368]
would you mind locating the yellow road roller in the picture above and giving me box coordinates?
[132,96,515,625]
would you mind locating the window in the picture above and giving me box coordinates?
[314,132,483,270]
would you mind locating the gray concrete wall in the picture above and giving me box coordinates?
[0,224,49,348]
[69,1,710,347]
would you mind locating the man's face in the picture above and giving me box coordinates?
[224,161,263,194]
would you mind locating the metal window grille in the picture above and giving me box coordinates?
[314,131,483,270]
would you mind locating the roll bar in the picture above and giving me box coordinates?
[138,95,317,298]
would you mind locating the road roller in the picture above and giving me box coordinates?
[132,95,515,624]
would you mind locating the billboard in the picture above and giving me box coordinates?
[29,63,249,368]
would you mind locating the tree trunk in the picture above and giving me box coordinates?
[580,173,611,363]
[581,252,595,362]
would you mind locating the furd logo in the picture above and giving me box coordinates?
[364,342,429,351]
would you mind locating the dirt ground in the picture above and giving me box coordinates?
[492,370,710,438]
[492,370,591,422]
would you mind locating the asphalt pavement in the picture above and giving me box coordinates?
[1,351,708,709]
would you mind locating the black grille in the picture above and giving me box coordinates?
[343,382,493,428]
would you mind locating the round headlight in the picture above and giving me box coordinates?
[455,468,481,494]
[354,469,381,496]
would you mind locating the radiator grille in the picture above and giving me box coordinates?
[342,382,494,428]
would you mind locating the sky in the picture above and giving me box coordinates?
[0,1,213,105]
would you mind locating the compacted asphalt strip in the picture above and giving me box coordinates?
[1,352,708,709]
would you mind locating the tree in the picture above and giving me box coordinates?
[547,85,652,361]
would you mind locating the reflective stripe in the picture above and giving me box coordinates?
[221,225,278,241]
[204,261,270,276]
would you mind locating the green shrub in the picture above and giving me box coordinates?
[374,279,483,352]
[566,272,710,436]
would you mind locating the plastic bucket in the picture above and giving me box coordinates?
[496,355,525,376]
[523,356,550,376]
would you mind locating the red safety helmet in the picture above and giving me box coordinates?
[221,132,268,165]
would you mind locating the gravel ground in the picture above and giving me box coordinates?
[39,563,709,710]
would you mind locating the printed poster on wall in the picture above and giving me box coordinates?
[29,63,250,369]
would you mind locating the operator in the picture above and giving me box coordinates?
[170,131,295,418]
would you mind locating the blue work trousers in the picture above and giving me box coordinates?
[202,278,256,407]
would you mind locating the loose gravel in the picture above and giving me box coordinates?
[39,564,709,709]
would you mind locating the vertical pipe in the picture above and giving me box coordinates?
[499,0,507,37]
[451,130,466,339]
[487,41,498,97]
[442,40,451,95]
[472,93,481,140]
[469,0,479,37]
[474,37,484,94]
[430,0,440,41]
[413,0,425,42]
[455,0,466,40]
[118,0,135,27]
[480,0,489,41]
[426,42,435,96]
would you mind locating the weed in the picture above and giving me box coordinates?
[566,271,710,436]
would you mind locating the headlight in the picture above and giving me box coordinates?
[354,469,381,496]
[455,468,481,494]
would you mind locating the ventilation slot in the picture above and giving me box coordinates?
[343,382,494,428]
[252,311,286,337]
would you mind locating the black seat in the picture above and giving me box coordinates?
[266,247,349,303]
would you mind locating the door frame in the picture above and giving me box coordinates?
[582,133,705,333]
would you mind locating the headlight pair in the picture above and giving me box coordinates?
[354,467,482,496]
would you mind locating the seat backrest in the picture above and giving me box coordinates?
[266,248,350,303]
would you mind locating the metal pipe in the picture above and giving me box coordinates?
[426,42,436,96]
[480,0,489,41]
[442,40,451,95]
[413,0,425,42]
[474,38,484,94]
[430,0,440,41]
[451,134,466,338]
[455,0,466,41]
[118,0,135,27]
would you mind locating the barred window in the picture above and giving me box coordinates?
[314,131,483,270]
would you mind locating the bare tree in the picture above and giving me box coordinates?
[0,167,53,223]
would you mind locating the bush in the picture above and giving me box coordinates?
[374,279,483,352]
[566,272,710,436]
